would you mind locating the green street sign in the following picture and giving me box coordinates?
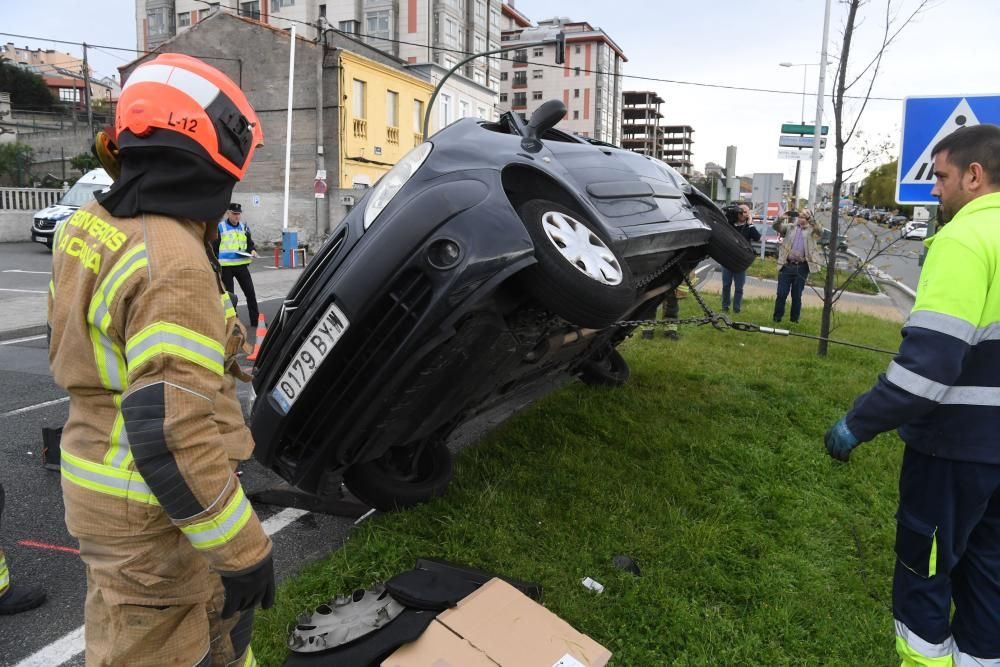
[781,123,829,135]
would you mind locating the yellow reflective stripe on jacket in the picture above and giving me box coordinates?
[126,322,225,377]
[222,292,236,320]
[60,449,160,505]
[0,553,9,595]
[242,647,257,667]
[87,245,148,391]
[49,280,54,297]
[180,485,253,550]
[103,394,132,469]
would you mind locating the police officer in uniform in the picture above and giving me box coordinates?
[825,124,1000,665]
[214,203,259,328]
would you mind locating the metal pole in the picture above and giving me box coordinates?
[315,27,327,239]
[807,0,832,210]
[82,42,94,140]
[282,25,297,232]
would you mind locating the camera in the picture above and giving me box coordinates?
[723,204,742,226]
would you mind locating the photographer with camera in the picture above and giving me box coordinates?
[720,204,761,313]
[772,208,823,323]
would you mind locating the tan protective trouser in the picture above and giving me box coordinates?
[76,514,254,666]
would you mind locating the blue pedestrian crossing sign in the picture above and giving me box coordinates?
[897,95,1000,204]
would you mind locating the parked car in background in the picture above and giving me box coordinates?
[903,221,928,240]
[888,215,909,228]
[249,100,755,511]
[751,222,781,257]
[820,227,849,253]
[31,168,113,249]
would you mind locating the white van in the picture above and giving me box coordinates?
[31,168,114,249]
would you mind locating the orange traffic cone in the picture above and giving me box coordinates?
[247,314,267,362]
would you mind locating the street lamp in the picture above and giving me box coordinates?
[779,60,832,208]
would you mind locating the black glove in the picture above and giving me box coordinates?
[221,555,275,619]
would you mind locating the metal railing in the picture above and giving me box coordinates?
[0,187,66,211]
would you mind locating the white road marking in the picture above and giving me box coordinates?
[0,288,47,294]
[3,269,51,274]
[12,506,310,666]
[0,396,69,418]
[0,334,46,346]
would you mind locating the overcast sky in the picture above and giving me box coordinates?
[3,0,997,188]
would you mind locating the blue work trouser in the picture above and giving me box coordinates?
[772,262,809,322]
[720,269,746,312]
[892,446,1000,662]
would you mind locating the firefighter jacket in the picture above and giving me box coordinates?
[48,201,271,574]
[847,191,1000,464]
[215,219,255,267]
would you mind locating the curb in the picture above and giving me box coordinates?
[845,248,917,299]
[0,324,47,343]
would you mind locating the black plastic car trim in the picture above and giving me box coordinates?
[586,181,654,199]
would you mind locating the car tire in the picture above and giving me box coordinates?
[692,204,756,273]
[579,347,630,387]
[343,440,454,511]
[517,199,635,328]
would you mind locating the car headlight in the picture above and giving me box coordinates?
[364,142,432,230]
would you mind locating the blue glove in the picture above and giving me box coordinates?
[825,417,860,462]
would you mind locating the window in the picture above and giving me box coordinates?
[445,18,456,39]
[413,99,424,132]
[58,87,80,103]
[444,57,455,70]
[352,79,366,118]
[474,70,485,85]
[474,34,484,52]
[499,93,508,102]
[366,10,391,38]
[239,1,260,20]
[574,67,580,76]
[574,89,579,98]
[513,49,527,63]
[500,71,508,81]
[475,0,485,18]
[319,4,326,18]
[441,93,453,126]
[459,100,469,118]
[146,7,172,35]
[339,20,359,33]
[477,105,487,119]
[532,91,542,100]
[573,110,579,120]
[386,90,399,127]
[177,11,191,27]
[532,47,543,57]
[532,69,542,79]
[512,92,526,106]
[490,10,499,27]
[513,71,526,85]
[488,76,498,91]
[272,0,294,9]
[575,45,581,54]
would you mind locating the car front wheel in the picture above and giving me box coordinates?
[343,440,454,511]
[517,199,635,328]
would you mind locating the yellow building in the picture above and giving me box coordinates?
[339,50,434,190]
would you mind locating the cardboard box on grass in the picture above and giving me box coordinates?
[382,577,611,667]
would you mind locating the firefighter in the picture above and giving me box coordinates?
[214,202,259,328]
[49,53,273,665]
[0,483,46,615]
[824,124,1000,664]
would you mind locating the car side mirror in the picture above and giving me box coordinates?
[522,99,567,152]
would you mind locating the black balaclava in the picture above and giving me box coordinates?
[96,129,238,223]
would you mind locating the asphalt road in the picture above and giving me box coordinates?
[0,295,360,666]
[839,217,925,291]
[0,243,53,304]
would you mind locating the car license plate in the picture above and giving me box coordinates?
[270,303,349,413]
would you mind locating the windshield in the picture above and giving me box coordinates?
[58,181,107,208]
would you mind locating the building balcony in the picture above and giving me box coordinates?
[414,132,424,147]
[387,126,399,144]
[353,118,367,139]
[512,104,527,111]
[512,82,527,89]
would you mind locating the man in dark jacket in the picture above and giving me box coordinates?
[721,204,761,313]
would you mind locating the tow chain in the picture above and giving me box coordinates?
[614,271,898,356]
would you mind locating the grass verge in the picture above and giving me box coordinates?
[253,298,905,666]
[746,257,880,295]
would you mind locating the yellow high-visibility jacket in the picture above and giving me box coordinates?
[48,201,270,573]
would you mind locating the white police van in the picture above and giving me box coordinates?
[31,168,113,249]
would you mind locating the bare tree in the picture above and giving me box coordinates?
[817,0,932,356]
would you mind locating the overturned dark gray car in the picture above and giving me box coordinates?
[250,100,753,511]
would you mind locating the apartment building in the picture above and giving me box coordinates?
[135,0,498,128]
[496,8,625,143]
[621,90,664,159]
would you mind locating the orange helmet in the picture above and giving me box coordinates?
[116,53,263,180]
